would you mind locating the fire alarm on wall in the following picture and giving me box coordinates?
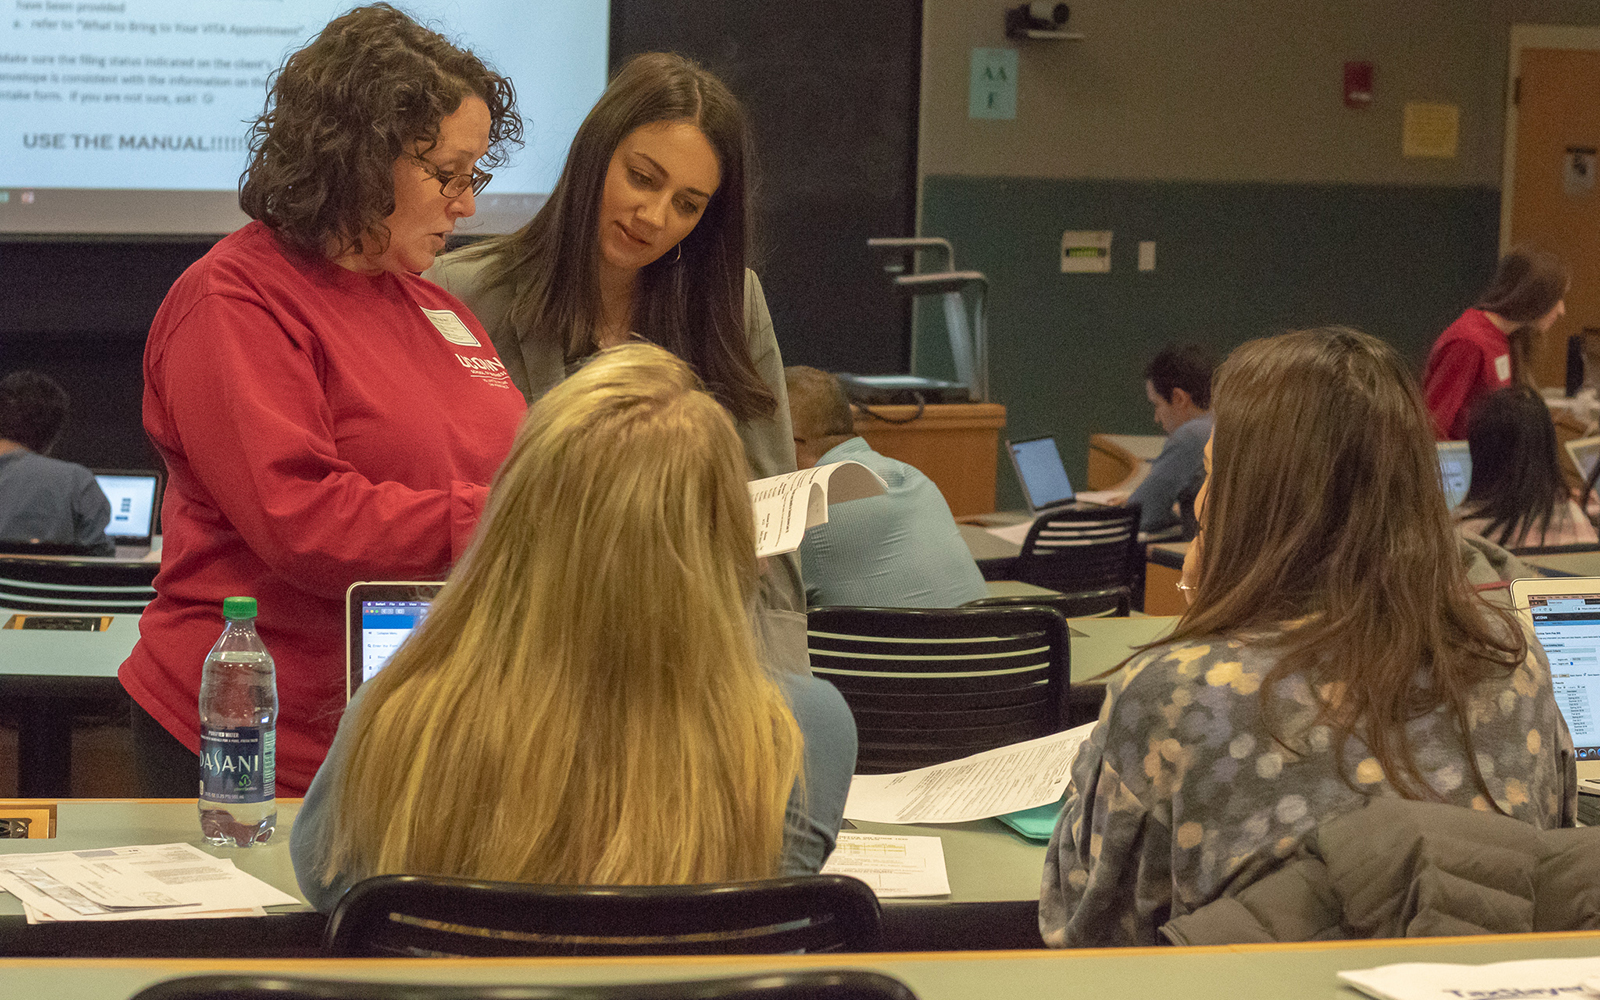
[1344,61,1374,108]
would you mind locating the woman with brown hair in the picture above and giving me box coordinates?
[290,344,856,912]
[1423,247,1569,440]
[427,51,806,620]
[1041,327,1575,948]
[121,4,525,799]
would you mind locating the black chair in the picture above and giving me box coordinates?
[129,972,918,1000]
[963,586,1131,618]
[1007,506,1141,616]
[323,874,882,957]
[807,605,1069,773]
[0,555,157,614]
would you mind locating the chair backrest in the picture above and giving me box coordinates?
[964,587,1130,618]
[129,971,919,1000]
[1011,506,1141,596]
[0,556,157,615]
[807,605,1069,773]
[323,874,882,957]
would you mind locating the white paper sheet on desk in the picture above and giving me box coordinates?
[748,461,887,558]
[820,833,949,897]
[1338,957,1600,1000]
[0,842,293,922]
[842,722,1096,824]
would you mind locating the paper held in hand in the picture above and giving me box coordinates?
[748,461,888,558]
[842,722,1096,825]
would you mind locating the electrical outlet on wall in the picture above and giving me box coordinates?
[1138,241,1156,272]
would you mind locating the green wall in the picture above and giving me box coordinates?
[917,176,1502,509]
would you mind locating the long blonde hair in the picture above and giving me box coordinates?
[318,343,803,886]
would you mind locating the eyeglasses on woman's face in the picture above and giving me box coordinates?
[412,155,493,198]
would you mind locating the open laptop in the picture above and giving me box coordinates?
[1006,436,1081,516]
[93,470,161,559]
[345,581,443,701]
[1508,578,1600,796]
[1564,435,1600,489]
[1435,441,1472,511]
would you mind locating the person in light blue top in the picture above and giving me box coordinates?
[290,344,856,913]
[1122,345,1214,538]
[786,366,987,609]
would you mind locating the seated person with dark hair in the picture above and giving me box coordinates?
[786,366,986,608]
[1117,345,1213,537]
[0,371,114,555]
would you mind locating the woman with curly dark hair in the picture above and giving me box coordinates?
[120,4,526,801]
[427,52,809,627]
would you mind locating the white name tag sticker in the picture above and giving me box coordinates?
[421,308,481,347]
[1494,353,1511,382]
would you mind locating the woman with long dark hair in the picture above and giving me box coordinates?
[427,52,805,618]
[1458,385,1597,549]
[1423,247,1568,440]
[1041,328,1575,948]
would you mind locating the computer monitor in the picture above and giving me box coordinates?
[93,471,161,548]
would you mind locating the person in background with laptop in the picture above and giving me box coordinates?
[786,366,987,608]
[1043,328,1575,948]
[1423,246,1569,441]
[291,345,856,912]
[1458,386,1597,550]
[1112,345,1213,538]
[0,371,113,556]
[118,6,526,799]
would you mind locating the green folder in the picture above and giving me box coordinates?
[998,797,1066,842]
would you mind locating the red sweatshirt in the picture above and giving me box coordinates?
[121,222,525,794]
[1422,308,1512,441]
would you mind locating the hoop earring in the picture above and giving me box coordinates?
[670,242,683,265]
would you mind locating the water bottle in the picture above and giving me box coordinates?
[198,596,278,847]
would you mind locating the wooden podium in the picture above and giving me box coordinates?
[852,403,1007,517]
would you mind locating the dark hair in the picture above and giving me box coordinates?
[783,366,854,440]
[0,371,70,454]
[1145,345,1214,409]
[1172,327,1522,810]
[1461,386,1570,547]
[465,52,772,421]
[239,3,521,258]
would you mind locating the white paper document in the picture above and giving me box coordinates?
[821,832,950,897]
[842,723,1096,824]
[1338,957,1600,1000]
[748,461,888,558]
[0,842,297,923]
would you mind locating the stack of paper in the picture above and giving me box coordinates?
[1339,958,1600,1000]
[842,722,1095,825]
[0,842,298,922]
[820,832,950,898]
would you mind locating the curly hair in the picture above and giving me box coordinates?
[239,3,522,257]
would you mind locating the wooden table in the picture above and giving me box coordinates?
[5,931,1599,1000]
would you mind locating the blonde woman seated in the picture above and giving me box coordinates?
[1041,328,1575,948]
[290,344,857,912]
[1457,385,1598,550]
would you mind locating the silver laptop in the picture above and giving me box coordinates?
[93,470,161,559]
[1005,436,1080,516]
[1509,578,1600,794]
[344,581,442,701]
[1564,435,1600,489]
[1436,441,1472,511]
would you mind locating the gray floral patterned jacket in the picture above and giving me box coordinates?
[1040,630,1577,947]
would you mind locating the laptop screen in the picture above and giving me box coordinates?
[1525,594,1600,760]
[1435,441,1471,511]
[359,600,431,685]
[1009,437,1075,511]
[94,473,159,543]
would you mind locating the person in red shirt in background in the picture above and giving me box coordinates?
[120,4,526,798]
[1422,247,1568,441]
